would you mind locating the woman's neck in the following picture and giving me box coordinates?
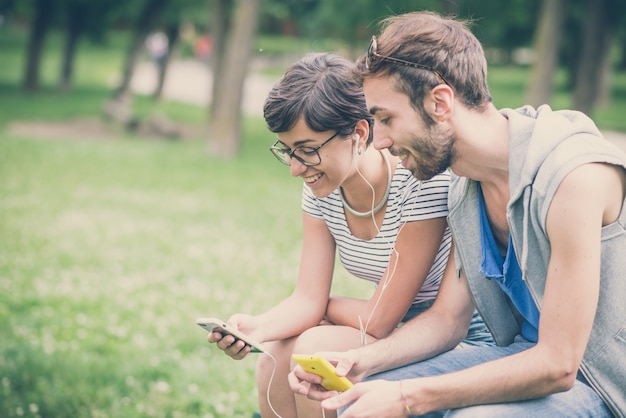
[340,149,395,214]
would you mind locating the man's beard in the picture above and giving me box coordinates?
[407,124,456,181]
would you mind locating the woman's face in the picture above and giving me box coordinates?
[275,118,356,198]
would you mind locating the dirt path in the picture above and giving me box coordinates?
[6,58,626,152]
[130,59,626,152]
[131,59,277,117]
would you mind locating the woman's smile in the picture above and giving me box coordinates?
[304,172,324,185]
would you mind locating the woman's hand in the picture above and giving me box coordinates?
[206,313,260,360]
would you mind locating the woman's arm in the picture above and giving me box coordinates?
[252,212,337,342]
[325,216,448,339]
[209,211,338,358]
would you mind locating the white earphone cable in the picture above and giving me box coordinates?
[352,149,422,346]
[263,351,284,418]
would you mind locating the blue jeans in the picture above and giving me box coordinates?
[353,336,612,417]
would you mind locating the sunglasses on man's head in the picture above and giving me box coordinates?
[365,36,449,86]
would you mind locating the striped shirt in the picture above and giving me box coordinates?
[302,163,452,303]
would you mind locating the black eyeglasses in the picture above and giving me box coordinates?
[366,36,449,86]
[270,132,340,166]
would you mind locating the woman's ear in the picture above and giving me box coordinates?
[354,119,369,146]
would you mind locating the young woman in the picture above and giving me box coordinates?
[207,52,492,417]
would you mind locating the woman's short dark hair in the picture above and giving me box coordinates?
[263,52,373,144]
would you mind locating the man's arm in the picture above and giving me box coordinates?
[356,242,476,375]
[288,242,476,398]
[323,163,625,416]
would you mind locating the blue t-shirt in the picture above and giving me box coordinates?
[477,183,540,342]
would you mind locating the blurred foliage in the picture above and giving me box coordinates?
[1,1,625,130]
[0,128,310,417]
[1,0,624,73]
[0,0,622,51]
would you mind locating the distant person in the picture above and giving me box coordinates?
[288,11,626,417]
[193,35,213,63]
[206,52,492,417]
[145,31,168,70]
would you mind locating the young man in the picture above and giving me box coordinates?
[288,11,626,417]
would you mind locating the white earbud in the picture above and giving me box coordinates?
[353,134,361,157]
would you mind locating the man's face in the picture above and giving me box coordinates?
[363,76,455,181]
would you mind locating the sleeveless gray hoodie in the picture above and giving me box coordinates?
[447,105,626,417]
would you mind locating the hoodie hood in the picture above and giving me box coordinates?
[500,105,626,293]
[501,104,603,204]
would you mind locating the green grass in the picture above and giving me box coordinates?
[486,64,626,131]
[1,131,372,417]
[1,24,626,418]
[0,28,368,415]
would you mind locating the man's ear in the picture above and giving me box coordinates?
[428,84,454,122]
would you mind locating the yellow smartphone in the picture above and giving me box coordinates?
[292,354,353,392]
[196,317,265,353]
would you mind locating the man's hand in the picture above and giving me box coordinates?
[321,380,412,418]
[288,349,364,400]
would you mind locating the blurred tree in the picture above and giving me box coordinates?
[22,0,56,92]
[209,0,230,120]
[59,0,89,92]
[113,0,170,100]
[101,0,170,128]
[208,0,260,158]
[260,0,319,36]
[572,0,616,114]
[558,0,586,91]
[151,21,178,100]
[151,0,207,100]
[459,0,540,61]
[525,0,566,107]
[256,0,541,59]
[58,0,131,92]
[619,19,626,71]
[3,0,131,92]
[314,0,443,51]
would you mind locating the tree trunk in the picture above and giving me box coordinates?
[153,22,180,101]
[59,2,88,92]
[207,0,260,158]
[573,0,614,115]
[22,0,54,92]
[209,0,229,120]
[596,35,614,108]
[525,0,566,107]
[619,39,626,71]
[113,0,168,100]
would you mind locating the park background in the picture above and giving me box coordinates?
[1,0,625,417]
